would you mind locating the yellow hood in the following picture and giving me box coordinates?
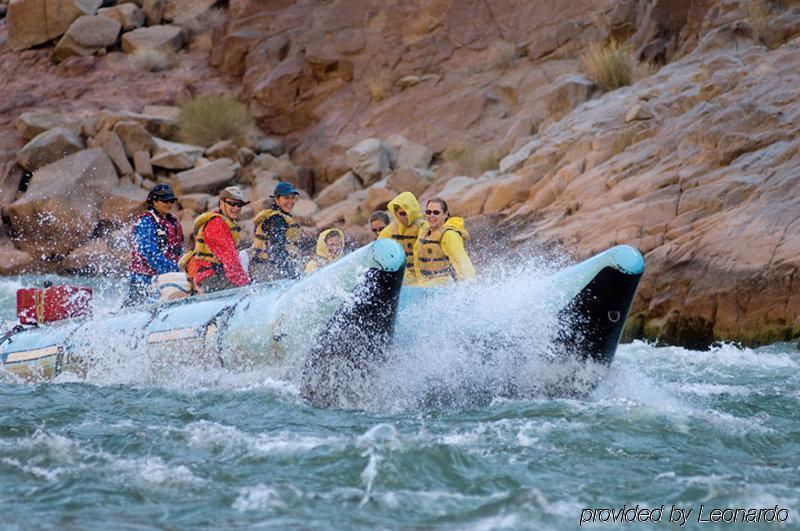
[386,192,421,227]
[315,228,345,260]
[422,217,470,239]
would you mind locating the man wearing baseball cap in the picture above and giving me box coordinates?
[181,186,250,293]
[127,184,184,304]
[251,181,302,282]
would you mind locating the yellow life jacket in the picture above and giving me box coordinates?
[416,225,461,281]
[385,218,422,272]
[179,210,241,270]
[252,208,301,261]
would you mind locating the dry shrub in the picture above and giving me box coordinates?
[365,68,394,102]
[442,143,500,176]
[487,40,518,70]
[613,129,636,155]
[177,94,254,147]
[580,40,636,90]
[747,0,781,48]
[128,49,173,72]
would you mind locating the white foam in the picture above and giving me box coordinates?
[232,485,285,512]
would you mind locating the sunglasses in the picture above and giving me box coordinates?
[395,210,408,216]
[371,227,382,233]
[225,200,246,208]
[425,209,443,215]
[157,198,177,204]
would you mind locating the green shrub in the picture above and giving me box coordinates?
[580,40,636,91]
[177,94,253,147]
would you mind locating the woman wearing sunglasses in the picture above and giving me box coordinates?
[127,184,184,304]
[413,197,475,286]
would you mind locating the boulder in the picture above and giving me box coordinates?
[386,134,434,169]
[15,112,82,141]
[99,181,148,224]
[345,138,393,186]
[0,241,34,274]
[16,127,85,172]
[141,105,181,121]
[162,0,215,23]
[364,179,397,212]
[250,171,278,211]
[253,137,285,156]
[625,103,655,122]
[151,138,203,170]
[291,198,319,219]
[238,147,255,166]
[312,198,362,228]
[315,172,360,209]
[100,131,134,175]
[439,177,489,216]
[253,153,280,172]
[270,159,299,181]
[142,0,163,26]
[385,166,434,198]
[97,3,144,31]
[62,239,126,275]
[545,74,597,122]
[173,158,237,195]
[113,120,156,157]
[6,149,118,256]
[133,150,153,177]
[177,193,211,213]
[51,14,121,62]
[205,140,239,160]
[120,25,184,54]
[116,110,178,139]
[7,0,103,51]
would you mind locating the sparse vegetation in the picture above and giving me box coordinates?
[442,143,501,176]
[365,68,394,102]
[487,40,519,70]
[128,49,173,72]
[177,94,254,147]
[747,0,776,48]
[580,40,636,91]
[613,129,637,155]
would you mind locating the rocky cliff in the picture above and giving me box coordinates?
[2,0,800,348]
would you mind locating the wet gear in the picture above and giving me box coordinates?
[378,191,423,284]
[304,229,345,274]
[128,209,183,304]
[251,205,301,281]
[129,210,183,277]
[181,210,248,289]
[414,217,475,286]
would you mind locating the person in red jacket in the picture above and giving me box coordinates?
[184,187,250,293]
[127,184,184,304]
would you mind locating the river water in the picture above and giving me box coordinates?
[0,276,798,529]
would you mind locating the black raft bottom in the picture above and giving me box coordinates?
[556,266,643,366]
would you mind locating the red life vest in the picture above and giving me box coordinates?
[129,210,184,276]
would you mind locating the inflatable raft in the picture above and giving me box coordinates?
[0,242,644,405]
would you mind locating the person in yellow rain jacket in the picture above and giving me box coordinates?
[378,191,424,284]
[413,197,475,286]
[304,228,345,274]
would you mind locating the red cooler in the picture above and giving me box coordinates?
[16,285,93,325]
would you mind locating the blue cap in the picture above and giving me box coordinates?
[273,181,299,197]
[148,183,176,202]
